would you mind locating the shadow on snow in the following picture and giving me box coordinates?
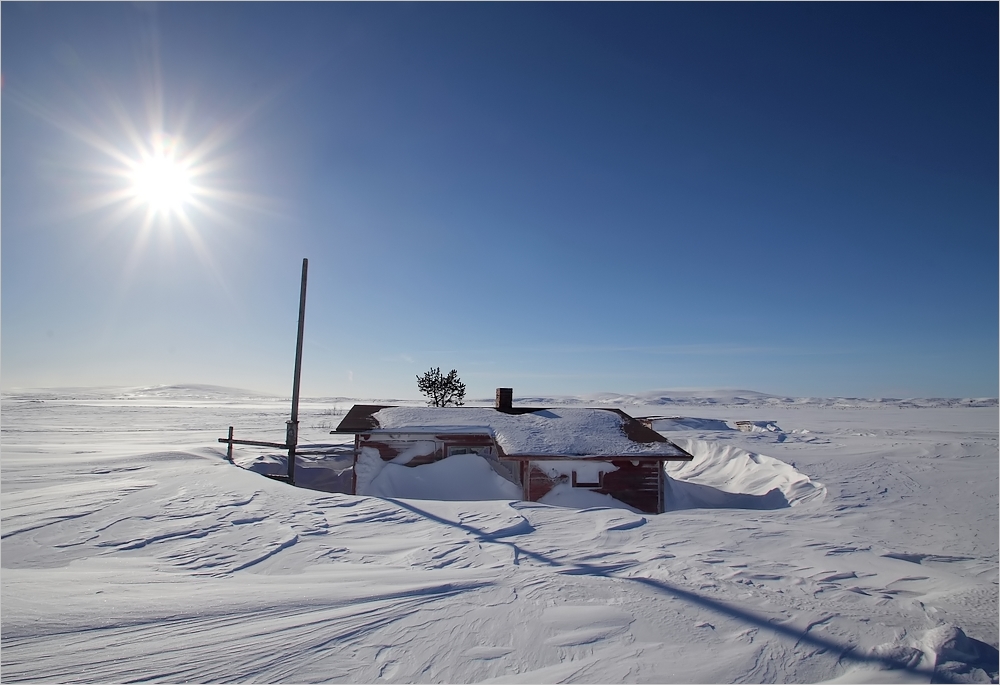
[387,498,994,684]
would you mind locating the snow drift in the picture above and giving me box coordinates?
[665,438,826,510]
[359,452,522,501]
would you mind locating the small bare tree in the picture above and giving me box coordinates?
[416,367,466,407]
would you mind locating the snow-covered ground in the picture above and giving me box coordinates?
[2,386,997,683]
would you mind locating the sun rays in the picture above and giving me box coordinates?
[3,27,280,267]
[4,67,281,317]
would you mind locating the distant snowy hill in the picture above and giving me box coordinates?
[2,384,284,403]
[4,384,996,409]
[502,389,998,410]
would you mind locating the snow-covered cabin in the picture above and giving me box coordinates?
[332,389,694,513]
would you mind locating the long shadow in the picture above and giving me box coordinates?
[386,499,558,568]
[384,498,976,683]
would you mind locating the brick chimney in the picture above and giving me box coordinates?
[495,387,513,412]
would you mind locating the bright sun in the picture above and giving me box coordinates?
[130,152,193,213]
[21,42,264,271]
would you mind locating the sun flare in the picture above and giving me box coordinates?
[130,148,193,214]
[4,28,277,298]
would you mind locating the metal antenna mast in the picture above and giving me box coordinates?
[219,258,310,486]
[286,257,308,485]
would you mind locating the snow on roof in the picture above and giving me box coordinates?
[370,406,689,458]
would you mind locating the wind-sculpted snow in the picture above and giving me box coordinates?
[665,439,827,509]
[1,392,996,683]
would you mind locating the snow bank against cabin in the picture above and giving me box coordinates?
[665,438,825,509]
[372,406,672,456]
[357,450,521,501]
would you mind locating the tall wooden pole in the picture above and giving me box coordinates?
[287,257,308,485]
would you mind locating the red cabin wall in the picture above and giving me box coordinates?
[356,439,444,468]
[523,459,664,514]
[526,464,557,501]
[599,460,663,513]
[355,433,496,469]
[352,433,665,512]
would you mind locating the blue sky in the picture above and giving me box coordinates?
[2,3,997,399]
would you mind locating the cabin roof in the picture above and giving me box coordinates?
[334,405,693,459]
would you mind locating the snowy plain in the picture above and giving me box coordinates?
[1,385,997,683]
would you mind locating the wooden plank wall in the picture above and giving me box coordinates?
[601,461,662,513]
[357,433,495,468]
[355,434,664,513]
[526,464,558,501]
[525,459,663,513]
[358,439,443,467]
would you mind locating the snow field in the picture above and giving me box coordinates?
[1,389,997,683]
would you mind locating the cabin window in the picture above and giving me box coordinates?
[447,445,494,458]
[571,470,604,488]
